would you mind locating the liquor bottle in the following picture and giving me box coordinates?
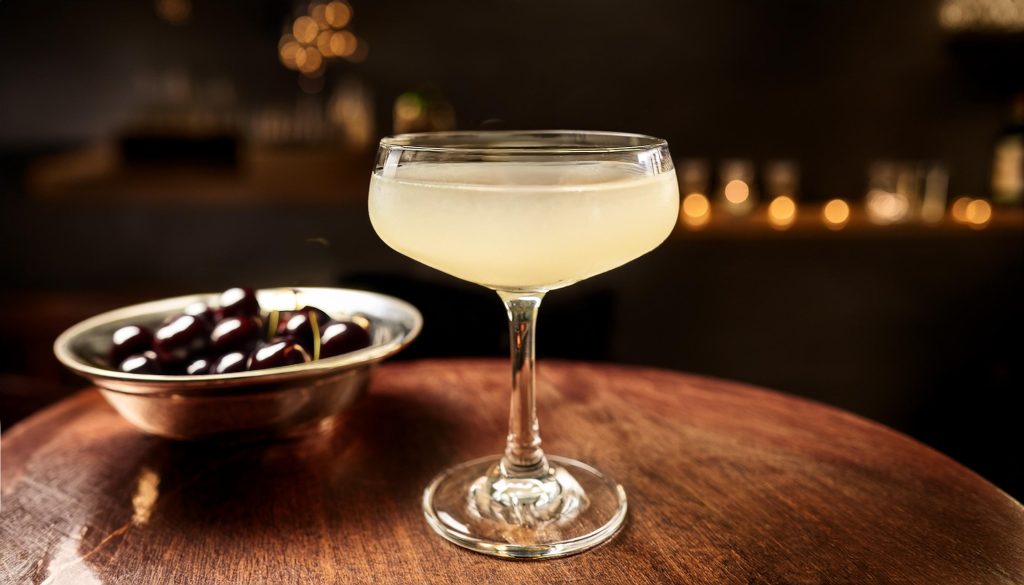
[992,94,1024,205]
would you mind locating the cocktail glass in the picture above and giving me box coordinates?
[368,131,679,559]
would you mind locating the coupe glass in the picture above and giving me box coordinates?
[368,130,679,558]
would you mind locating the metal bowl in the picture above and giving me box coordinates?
[54,287,422,440]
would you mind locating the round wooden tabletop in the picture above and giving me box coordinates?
[2,359,1022,584]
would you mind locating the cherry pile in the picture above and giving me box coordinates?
[109,287,371,375]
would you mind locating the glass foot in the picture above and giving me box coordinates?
[422,455,627,559]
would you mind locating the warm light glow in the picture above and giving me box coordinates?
[767,195,797,229]
[939,0,1024,31]
[940,2,965,27]
[279,39,301,69]
[278,33,297,50]
[822,198,850,229]
[293,16,319,44]
[950,196,972,223]
[724,180,749,204]
[279,0,357,73]
[329,31,350,56]
[297,47,323,74]
[680,192,711,229]
[316,30,334,56]
[395,93,425,122]
[865,189,910,224]
[311,3,328,27]
[682,192,710,217]
[335,30,357,57]
[325,0,352,28]
[965,199,992,228]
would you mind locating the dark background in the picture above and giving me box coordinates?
[1,0,1022,498]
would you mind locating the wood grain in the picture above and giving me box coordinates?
[2,359,1022,584]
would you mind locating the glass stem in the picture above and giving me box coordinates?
[497,290,548,476]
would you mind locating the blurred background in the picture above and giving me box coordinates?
[0,0,1021,497]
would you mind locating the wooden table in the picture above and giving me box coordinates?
[2,359,1022,584]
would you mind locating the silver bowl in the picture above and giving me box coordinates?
[54,287,422,440]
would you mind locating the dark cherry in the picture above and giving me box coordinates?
[319,320,371,358]
[212,351,249,374]
[277,307,330,352]
[266,310,293,339]
[109,324,154,367]
[119,351,162,374]
[210,315,262,353]
[300,306,331,326]
[153,314,210,366]
[217,287,260,319]
[185,357,212,375]
[183,302,216,325]
[247,340,310,371]
[271,307,329,336]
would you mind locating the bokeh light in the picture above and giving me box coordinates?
[311,3,329,28]
[965,199,992,228]
[297,47,323,75]
[293,16,319,44]
[328,31,349,56]
[865,189,910,224]
[395,94,423,120]
[336,31,357,57]
[394,92,426,132]
[767,195,797,229]
[822,199,850,230]
[278,1,364,73]
[950,196,972,223]
[316,30,334,56]
[939,0,1024,31]
[325,1,353,28]
[724,180,749,204]
[279,39,302,70]
[681,193,711,229]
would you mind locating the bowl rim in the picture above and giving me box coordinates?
[53,287,422,391]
